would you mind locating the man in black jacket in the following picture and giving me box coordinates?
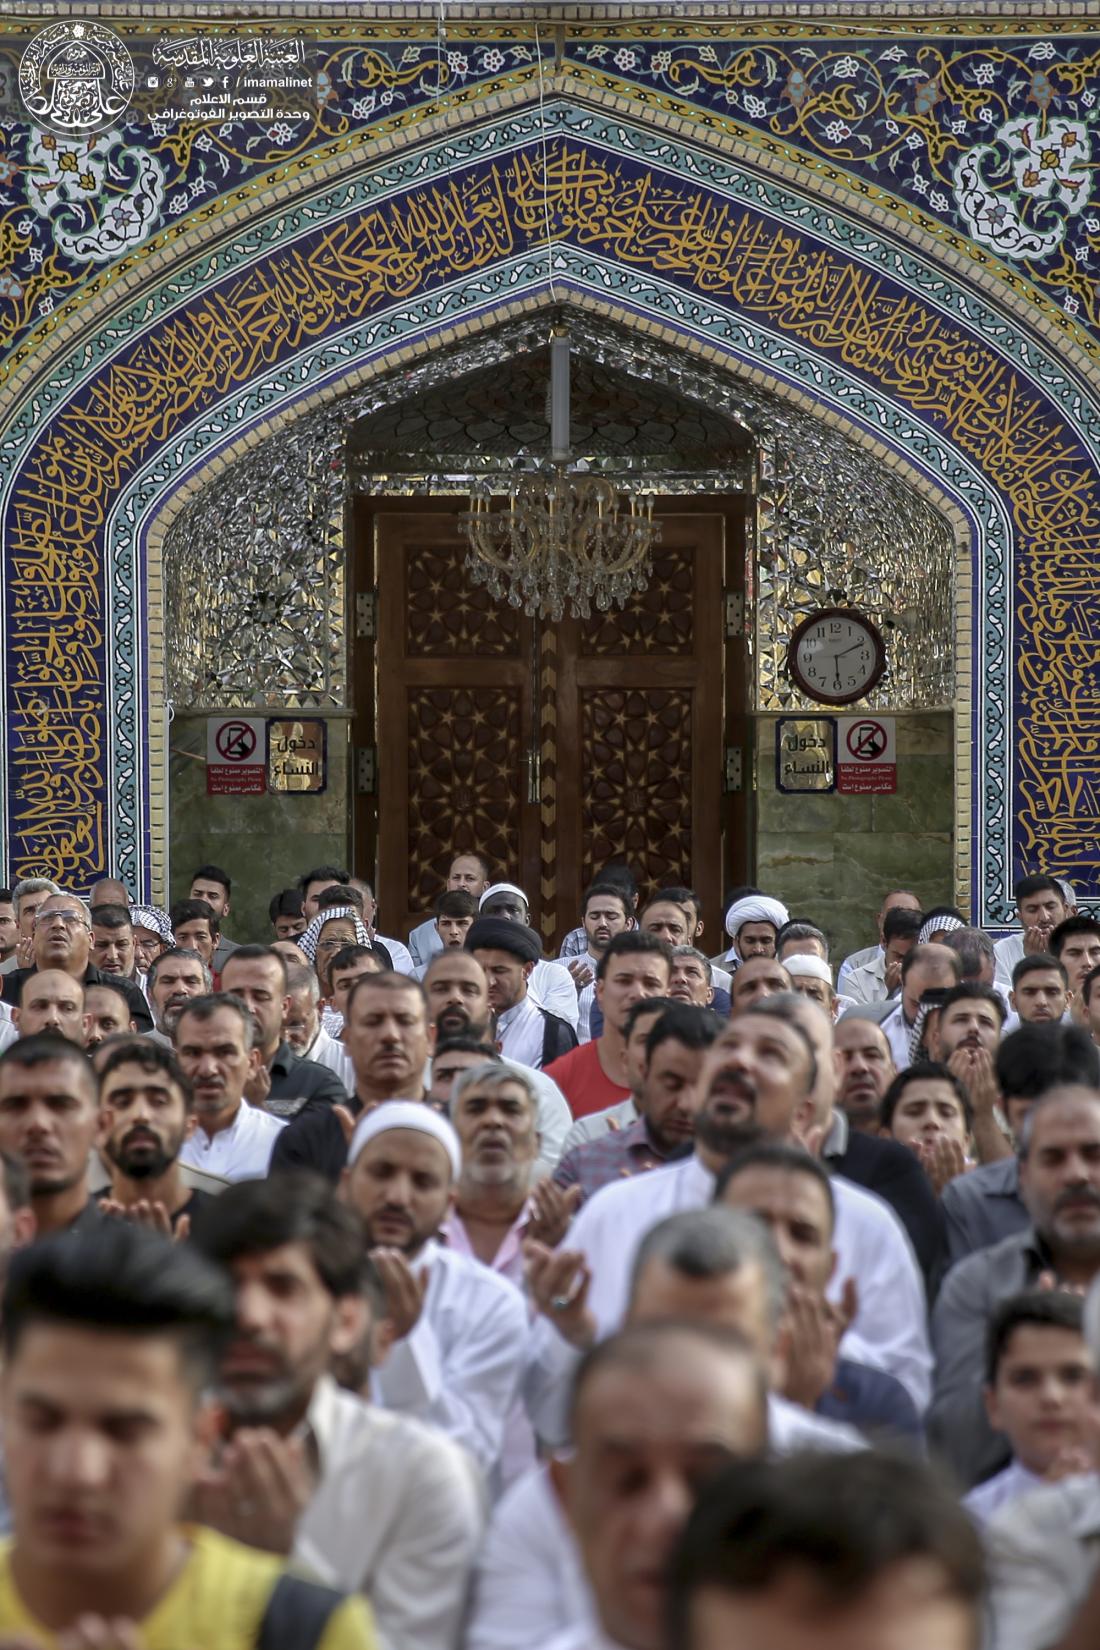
[788,995,945,1283]
[5,892,152,1034]
[220,946,348,1112]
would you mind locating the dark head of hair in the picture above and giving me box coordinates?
[0,1150,30,1216]
[582,882,632,922]
[624,995,677,1039]
[775,920,828,957]
[715,1141,836,1230]
[938,980,1006,1025]
[996,1022,1100,1103]
[269,888,304,922]
[668,1450,985,1645]
[1013,952,1068,989]
[147,947,211,992]
[192,1174,367,1299]
[89,903,132,932]
[435,889,477,919]
[0,889,11,905]
[191,864,231,896]
[433,1035,501,1063]
[942,928,996,981]
[657,885,702,920]
[346,971,427,1020]
[569,1318,767,1442]
[2,1223,236,1390]
[173,992,255,1050]
[1015,873,1064,904]
[880,1060,973,1134]
[298,865,350,894]
[901,943,963,983]
[0,1033,96,1095]
[644,1003,721,1063]
[593,860,638,899]
[331,942,387,976]
[1082,964,1100,1008]
[221,944,289,991]
[97,1038,194,1110]
[170,898,219,936]
[85,976,133,1013]
[1050,915,1100,958]
[883,906,924,944]
[986,1288,1085,1386]
[594,930,674,982]
[449,849,492,880]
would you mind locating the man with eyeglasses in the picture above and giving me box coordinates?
[5,893,152,1033]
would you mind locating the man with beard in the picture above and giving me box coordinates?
[343,1102,528,1477]
[146,947,212,1044]
[89,903,139,983]
[11,970,87,1045]
[476,885,579,1028]
[221,946,348,1111]
[546,934,673,1120]
[98,1039,213,1232]
[6,892,152,1032]
[524,1000,932,1414]
[557,999,676,1157]
[928,981,1013,1165]
[191,1175,482,1650]
[0,1034,105,1235]
[930,1082,1100,1487]
[553,1005,717,1204]
[466,918,577,1071]
[423,950,571,1174]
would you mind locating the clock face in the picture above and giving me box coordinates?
[787,609,885,705]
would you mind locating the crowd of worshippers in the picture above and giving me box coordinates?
[0,859,1097,1646]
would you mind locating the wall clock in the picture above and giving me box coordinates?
[786,607,886,706]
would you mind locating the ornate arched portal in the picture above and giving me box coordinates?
[0,89,1094,922]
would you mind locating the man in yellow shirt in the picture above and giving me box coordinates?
[0,1222,376,1649]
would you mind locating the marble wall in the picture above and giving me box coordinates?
[755,714,955,965]
[167,716,350,939]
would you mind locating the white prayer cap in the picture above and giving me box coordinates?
[479,882,529,912]
[725,895,790,939]
[349,1100,462,1179]
[783,953,833,987]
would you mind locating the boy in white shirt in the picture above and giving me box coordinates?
[965,1289,1095,1526]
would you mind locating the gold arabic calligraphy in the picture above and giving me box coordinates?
[8,138,1095,881]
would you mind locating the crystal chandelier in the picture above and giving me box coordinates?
[461,331,659,621]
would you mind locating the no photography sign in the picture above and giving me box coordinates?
[836,716,896,795]
[207,716,267,795]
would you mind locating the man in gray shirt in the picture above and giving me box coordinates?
[942,1023,1099,1265]
[930,1084,1100,1488]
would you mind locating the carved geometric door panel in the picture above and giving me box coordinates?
[375,514,542,944]
[370,508,732,950]
[553,515,726,947]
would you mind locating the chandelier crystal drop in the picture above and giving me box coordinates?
[460,330,659,621]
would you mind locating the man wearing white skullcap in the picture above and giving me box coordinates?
[711,893,790,971]
[784,952,837,1017]
[476,884,580,1031]
[344,1100,528,1481]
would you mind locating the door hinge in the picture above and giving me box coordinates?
[725,592,744,639]
[356,747,377,794]
[355,592,376,639]
[724,747,743,793]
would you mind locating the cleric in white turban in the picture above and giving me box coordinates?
[723,893,790,965]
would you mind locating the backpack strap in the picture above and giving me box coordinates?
[255,1571,344,1650]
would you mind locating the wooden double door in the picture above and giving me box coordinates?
[352,501,746,951]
